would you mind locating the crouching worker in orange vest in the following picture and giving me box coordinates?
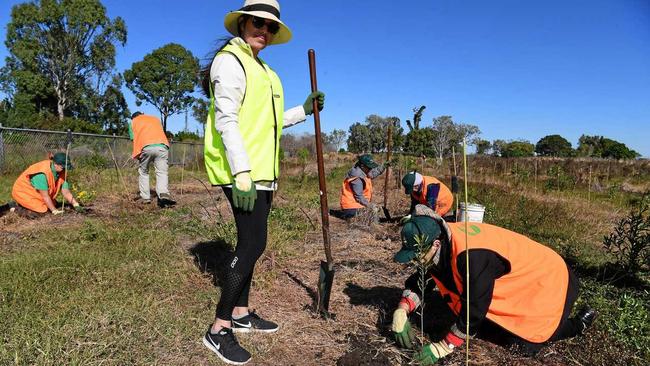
[391,205,596,364]
[331,154,388,220]
[401,171,453,219]
[9,153,84,218]
[129,112,176,208]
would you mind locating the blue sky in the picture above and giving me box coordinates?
[1,0,649,156]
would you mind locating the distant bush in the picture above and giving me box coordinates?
[603,193,650,278]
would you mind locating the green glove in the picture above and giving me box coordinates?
[233,172,256,212]
[416,342,455,365]
[392,308,415,349]
[303,91,325,115]
[74,205,87,213]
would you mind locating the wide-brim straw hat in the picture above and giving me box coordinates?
[224,0,292,45]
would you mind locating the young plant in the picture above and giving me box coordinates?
[603,193,650,278]
[414,234,434,344]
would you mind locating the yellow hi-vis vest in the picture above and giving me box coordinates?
[204,40,285,185]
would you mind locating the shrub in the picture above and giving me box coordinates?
[603,194,650,277]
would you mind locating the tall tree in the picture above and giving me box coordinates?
[192,97,209,136]
[405,105,426,131]
[4,0,127,121]
[430,115,480,163]
[347,122,372,153]
[576,135,639,159]
[327,129,347,152]
[404,127,435,156]
[535,134,573,157]
[124,43,199,132]
[501,140,535,157]
[473,138,491,155]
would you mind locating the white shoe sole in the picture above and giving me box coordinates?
[202,336,251,365]
[232,326,279,334]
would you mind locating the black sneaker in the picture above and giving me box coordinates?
[202,327,251,365]
[232,311,279,333]
[576,307,597,333]
[157,193,176,208]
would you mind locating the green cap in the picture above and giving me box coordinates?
[357,154,378,169]
[394,216,441,263]
[402,172,416,194]
[52,152,73,170]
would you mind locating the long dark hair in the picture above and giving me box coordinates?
[200,15,250,97]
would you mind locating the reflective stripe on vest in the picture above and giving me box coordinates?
[435,223,569,343]
[11,160,65,213]
[131,115,169,158]
[340,176,373,209]
[412,176,453,216]
[204,41,284,185]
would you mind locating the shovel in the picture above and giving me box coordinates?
[308,49,335,318]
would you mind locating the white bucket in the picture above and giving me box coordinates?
[458,203,485,223]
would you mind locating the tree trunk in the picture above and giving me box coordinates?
[162,113,168,133]
[56,89,65,121]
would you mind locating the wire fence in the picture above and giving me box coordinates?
[0,124,205,174]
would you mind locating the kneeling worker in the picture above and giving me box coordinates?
[391,205,596,364]
[11,153,83,217]
[401,171,453,218]
[335,154,388,219]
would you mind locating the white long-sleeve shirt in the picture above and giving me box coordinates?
[210,38,307,190]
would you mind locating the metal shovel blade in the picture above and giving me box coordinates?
[317,260,335,316]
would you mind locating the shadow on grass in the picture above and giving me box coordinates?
[343,282,456,342]
[188,239,233,287]
[283,270,319,310]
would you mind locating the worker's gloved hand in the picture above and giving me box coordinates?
[302,91,325,115]
[51,209,64,215]
[233,172,256,212]
[392,308,415,349]
[416,333,464,365]
[73,204,86,213]
[400,214,412,225]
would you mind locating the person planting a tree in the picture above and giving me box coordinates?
[391,205,596,364]
[8,152,84,218]
[200,1,325,364]
[401,171,454,220]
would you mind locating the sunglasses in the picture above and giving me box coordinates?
[251,16,280,35]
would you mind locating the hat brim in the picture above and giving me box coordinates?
[224,11,292,45]
[393,249,417,264]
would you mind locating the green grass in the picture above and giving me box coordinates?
[0,214,216,365]
[2,158,649,365]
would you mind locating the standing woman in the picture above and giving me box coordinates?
[201,1,324,364]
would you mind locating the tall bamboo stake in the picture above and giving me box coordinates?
[462,138,470,365]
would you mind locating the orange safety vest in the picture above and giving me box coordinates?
[340,176,373,209]
[11,160,66,213]
[131,114,169,158]
[432,222,569,343]
[412,175,453,216]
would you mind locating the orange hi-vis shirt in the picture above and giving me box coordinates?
[12,160,66,213]
[432,222,569,343]
[411,175,453,216]
[340,176,373,209]
[131,114,169,158]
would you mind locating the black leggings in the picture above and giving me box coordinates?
[215,188,273,321]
